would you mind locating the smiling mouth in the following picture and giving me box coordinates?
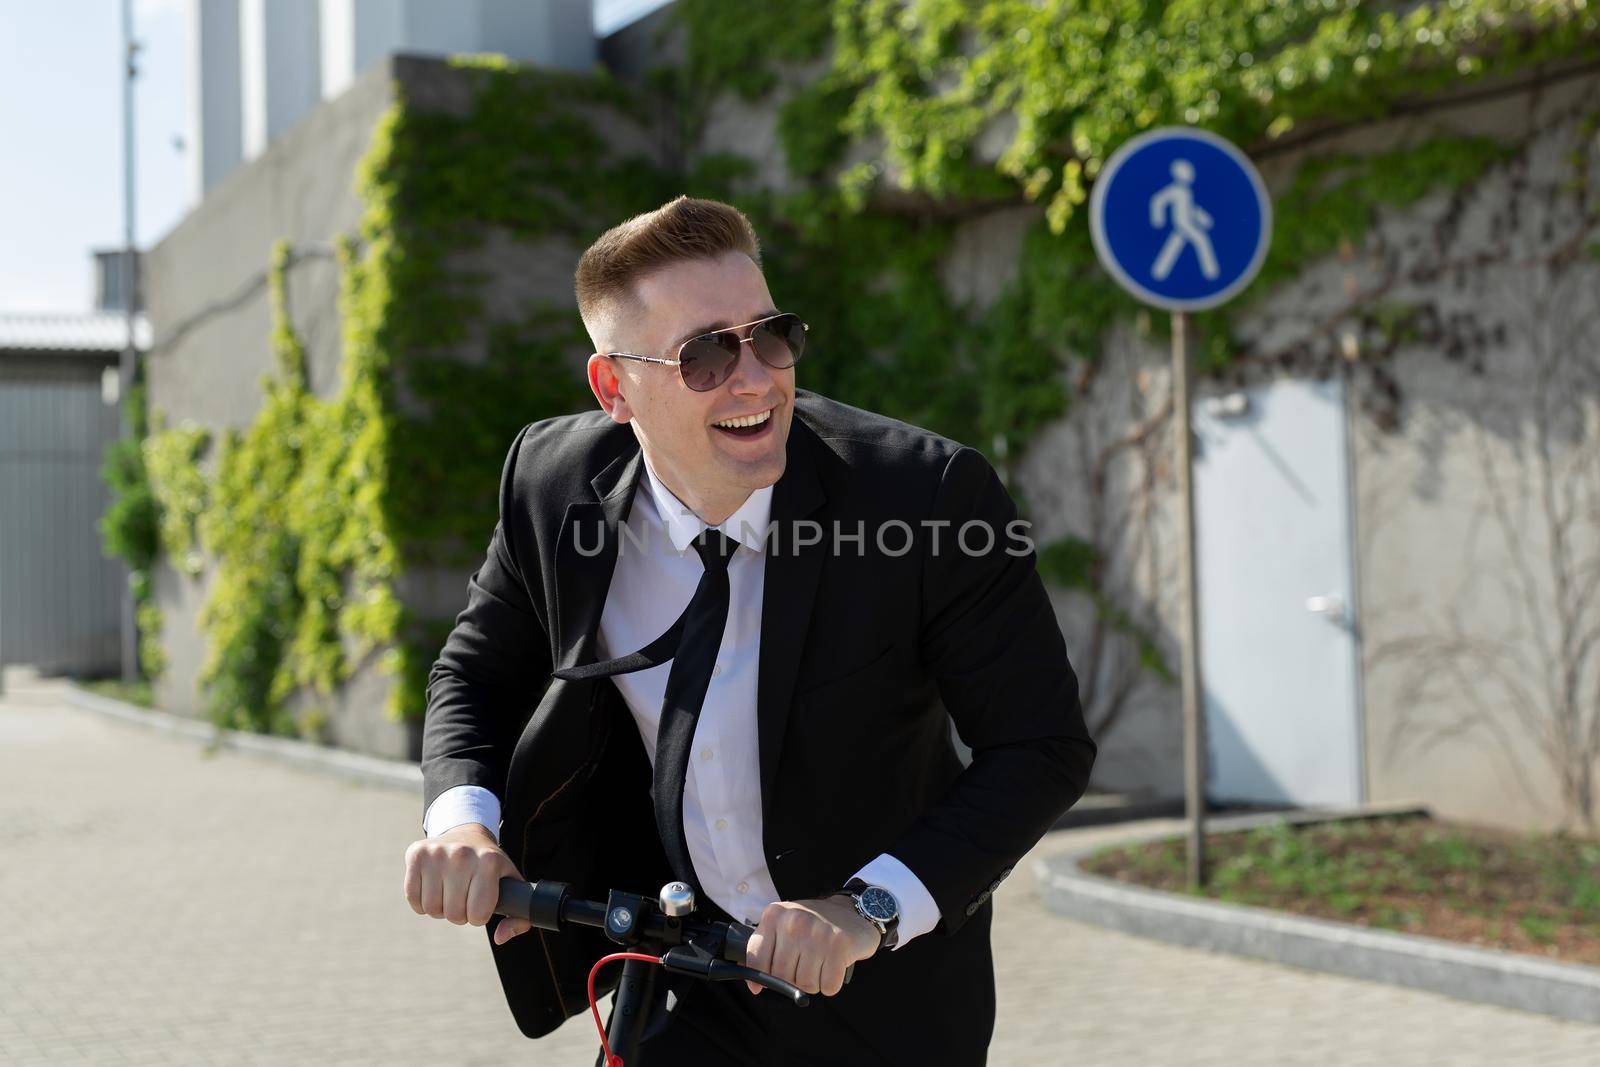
[711,407,774,438]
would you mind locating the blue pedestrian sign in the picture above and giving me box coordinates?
[1089,127,1272,312]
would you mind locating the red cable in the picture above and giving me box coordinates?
[588,951,665,1067]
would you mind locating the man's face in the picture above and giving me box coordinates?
[590,251,795,517]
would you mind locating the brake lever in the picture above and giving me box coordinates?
[660,945,811,1005]
[705,960,810,1006]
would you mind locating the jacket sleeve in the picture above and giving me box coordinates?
[420,424,552,820]
[887,445,1098,933]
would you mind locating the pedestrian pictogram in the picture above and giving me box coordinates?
[1090,127,1271,312]
[1149,159,1219,281]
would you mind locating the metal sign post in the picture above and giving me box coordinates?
[1090,126,1273,891]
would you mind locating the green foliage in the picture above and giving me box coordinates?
[672,0,834,102]
[829,0,1597,227]
[98,381,162,679]
[195,241,316,734]
[144,418,210,575]
[99,383,160,575]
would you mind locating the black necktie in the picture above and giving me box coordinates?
[552,529,736,891]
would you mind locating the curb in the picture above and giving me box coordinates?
[1036,803,1600,1025]
[58,684,422,794]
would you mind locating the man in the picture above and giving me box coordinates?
[403,196,1097,1064]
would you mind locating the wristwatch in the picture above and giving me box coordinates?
[837,877,900,950]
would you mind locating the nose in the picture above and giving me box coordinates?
[724,331,775,395]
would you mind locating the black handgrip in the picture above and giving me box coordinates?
[495,878,568,932]
[722,921,753,964]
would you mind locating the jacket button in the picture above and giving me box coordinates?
[965,901,979,917]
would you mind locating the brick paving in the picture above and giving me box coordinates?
[4,674,1598,1065]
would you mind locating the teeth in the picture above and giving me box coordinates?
[713,409,771,429]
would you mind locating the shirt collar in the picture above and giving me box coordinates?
[640,453,773,554]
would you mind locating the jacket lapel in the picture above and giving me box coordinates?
[552,446,643,677]
[756,419,827,818]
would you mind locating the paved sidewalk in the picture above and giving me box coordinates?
[4,676,1599,1065]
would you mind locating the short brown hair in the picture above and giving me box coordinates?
[575,196,762,345]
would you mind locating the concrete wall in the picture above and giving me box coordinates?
[1339,79,1600,833]
[144,56,398,749]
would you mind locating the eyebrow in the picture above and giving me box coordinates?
[668,309,781,351]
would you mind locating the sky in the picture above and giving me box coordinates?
[0,0,671,315]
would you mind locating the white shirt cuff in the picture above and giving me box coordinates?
[851,852,939,950]
[423,784,502,843]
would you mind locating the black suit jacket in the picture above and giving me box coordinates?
[421,390,1097,1059]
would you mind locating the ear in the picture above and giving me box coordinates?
[587,353,633,423]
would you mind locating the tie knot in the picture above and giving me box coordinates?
[693,529,735,572]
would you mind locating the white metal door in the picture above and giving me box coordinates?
[1192,374,1364,808]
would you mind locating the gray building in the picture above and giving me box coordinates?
[0,267,148,678]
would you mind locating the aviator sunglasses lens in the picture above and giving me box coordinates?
[752,314,805,368]
[678,332,742,391]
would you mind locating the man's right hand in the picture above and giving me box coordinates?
[402,823,532,946]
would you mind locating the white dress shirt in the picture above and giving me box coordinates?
[424,456,939,946]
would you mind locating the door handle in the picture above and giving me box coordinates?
[1306,594,1345,624]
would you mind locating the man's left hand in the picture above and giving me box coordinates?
[743,894,881,997]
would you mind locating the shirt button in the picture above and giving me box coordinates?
[700,747,714,762]
[737,881,749,894]
[712,663,724,677]
[715,818,728,831]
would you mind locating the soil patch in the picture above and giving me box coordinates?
[1080,814,1600,966]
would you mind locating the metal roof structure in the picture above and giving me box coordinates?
[0,311,151,354]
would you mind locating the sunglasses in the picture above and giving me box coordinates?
[600,312,808,392]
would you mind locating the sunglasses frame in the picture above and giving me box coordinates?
[598,312,809,391]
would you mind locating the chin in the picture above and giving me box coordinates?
[718,448,784,489]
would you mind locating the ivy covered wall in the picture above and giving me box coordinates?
[120,3,1599,773]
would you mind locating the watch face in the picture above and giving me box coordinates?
[859,885,898,922]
